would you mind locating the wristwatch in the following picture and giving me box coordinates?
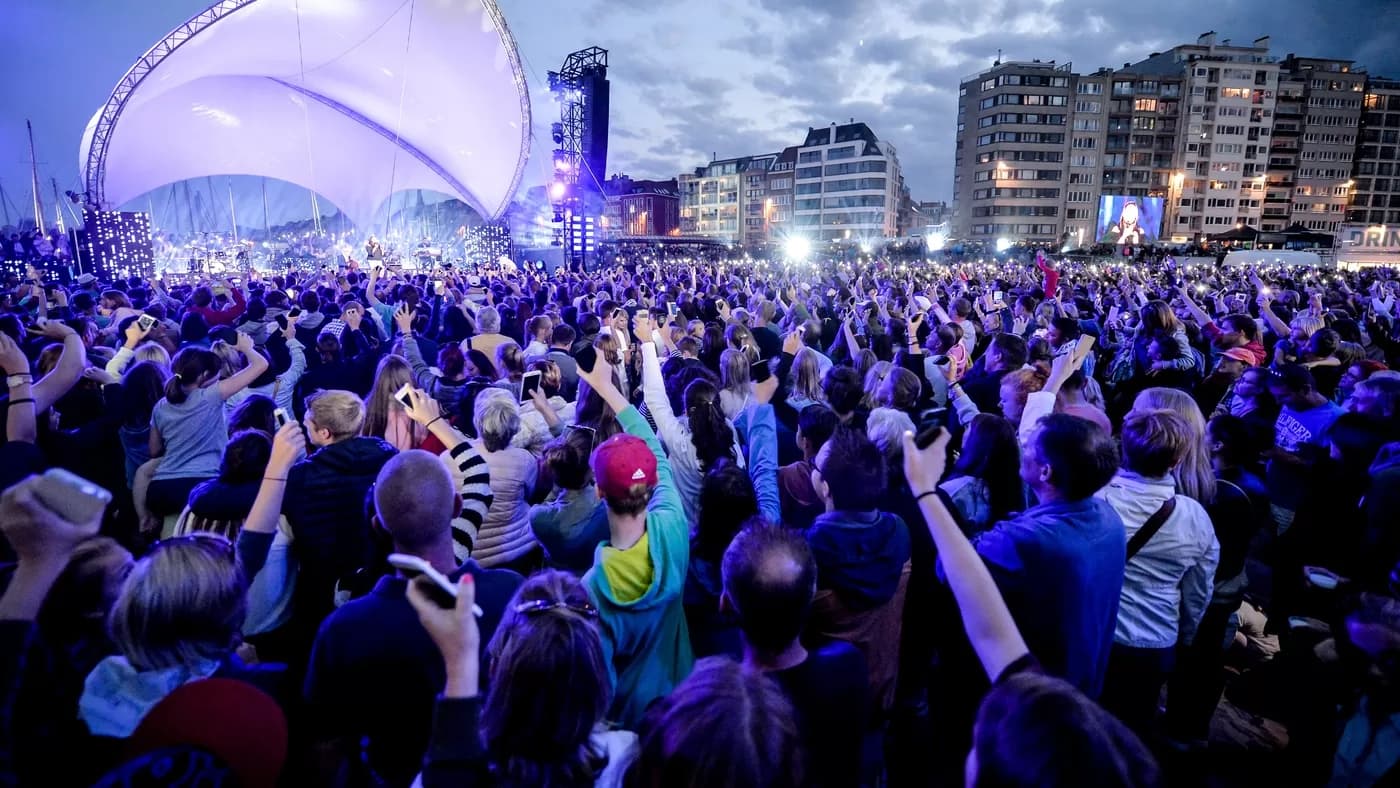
[6,374,33,388]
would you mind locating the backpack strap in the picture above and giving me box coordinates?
[1126,496,1177,562]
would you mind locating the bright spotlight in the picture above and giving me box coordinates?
[784,236,812,261]
[995,237,1012,252]
[928,232,947,251]
[549,182,567,201]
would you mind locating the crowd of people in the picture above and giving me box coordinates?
[2,249,1399,787]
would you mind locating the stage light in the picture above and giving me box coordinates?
[550,182,567,200]
[995,237,1012,252]
[551,123,564,145]
[928,232,947,251]
[784,236,812,261]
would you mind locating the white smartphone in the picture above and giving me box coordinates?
[137,314,158,332]
[273,407,290,429]
[435,280,446,296]
[387,553,484,614]
[393,383,414,409]
[33,468,112,524]
[519,370,542,404]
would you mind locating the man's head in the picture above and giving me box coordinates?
[796,403,839,462]
[1020,413,1119,502]
[822,366,865,420]
[986,333,1029,373]
[374,450,459,553]
[592,434,659,517]
[303,390,366,447]
[1120,409,1190,478]
[721,522,817,656]
[1266,363,1318,410]
[1234,366,1270,403]
[1212,314,1258,350]
[550,322,576,349]
[811,426,887,513]
[1215,347,1255,379]
[1047,317,1080,350]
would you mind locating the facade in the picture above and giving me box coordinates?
[792,122,903,242]
[950,33,1396,245]
[1271,56,1366,233]
[764,147,797,243]
[602,175,680,239]
[1348,76,1400,226]
[679,157,746,242]
[952,60,1076,244]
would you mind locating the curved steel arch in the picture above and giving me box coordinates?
[83,0,533,220]
[84,0,260,209]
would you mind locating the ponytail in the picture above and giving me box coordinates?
[684,379,736,471]
[166,348,218,405]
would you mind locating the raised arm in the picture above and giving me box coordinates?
[216,332,271,400]
[239,422,305,576]
[634,318,689,455]
[745,377,781,524]
[903,430,1029,681]
[30,322,84,414]
[1257,294,1289,339]
[0,335,36,445]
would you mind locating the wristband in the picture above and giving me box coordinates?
[426,416,444,429]
[7,398,35,407]
[914,490,940,504]
[6,374,33,388]
[263,476,287,482]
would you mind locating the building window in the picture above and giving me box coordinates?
[1134,98,1158,112]
[826,146,857,161]
[798,151,822,164]
[1078,81,1103,95]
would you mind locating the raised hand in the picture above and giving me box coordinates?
[902,427,951,495]
[0,333,28,375]
[394,303,415,334]
[268,420,307,477]
[404,387,442,426]
[0,475,103,567]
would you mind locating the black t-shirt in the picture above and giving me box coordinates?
[771,641,870,788]
[752,325,783,361]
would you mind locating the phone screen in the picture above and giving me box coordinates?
[137,314,157,331]
[288,307,302,319]
[575,344,598,376]
[273,408,290,428]
[993,290,1004,303]
[520,371,542,404]
[394,383,414,409]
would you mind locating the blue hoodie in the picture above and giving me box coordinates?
[807,510,912,610]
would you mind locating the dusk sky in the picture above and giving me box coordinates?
[4,0,1398,224]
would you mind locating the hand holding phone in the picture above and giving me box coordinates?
[390,554,484,615]
[520,370,542,405]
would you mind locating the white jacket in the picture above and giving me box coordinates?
[1098,471,1220,648]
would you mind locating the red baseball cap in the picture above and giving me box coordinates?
[1220,347,1256,366]
[592,434,658,498]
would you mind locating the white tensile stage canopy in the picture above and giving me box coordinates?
[79,0,531,228]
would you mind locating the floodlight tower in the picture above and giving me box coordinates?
[547,46,608,271]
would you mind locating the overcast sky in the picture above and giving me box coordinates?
[3,0,1398,224]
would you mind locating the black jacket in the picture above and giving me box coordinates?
[283,437,398,638]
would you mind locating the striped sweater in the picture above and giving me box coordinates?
[440,442,495,562]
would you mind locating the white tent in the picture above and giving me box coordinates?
[79,0,531,228]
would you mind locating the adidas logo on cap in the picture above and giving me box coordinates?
[631,468,646,481]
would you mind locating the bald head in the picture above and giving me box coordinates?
[721,522,816,653]
[374,450,458,552]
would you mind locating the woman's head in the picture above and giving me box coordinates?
[465,347,498,380]
[953,413,1025,524]
[793,348,826,403]
[474,388,522,452]
[165,347,222,404]
[229,394,277,435]
[595,333,622,368]
[720,349,751,394]
[877,367,921,414]
[496,342,525,382]
[1138,301,1177,335]
[543,428,594,491]
[100,290,132,311]
[483,570,610,785]
[684,378,736,471]
[1130,387,1216,504]
[862,360,892,409]
[364,355,417,439]
[316,332,342,365]
[695,462,759,563]
[108,534,245,671]
[304,389,366,447]
[629,657,805,788]
[134,341,172,371]
[725,324,759,362]
[437,344,466,380]
[970,671,1160,788]
[998,368,1048,425]
[209,339,247,379]
[123,361,170,426]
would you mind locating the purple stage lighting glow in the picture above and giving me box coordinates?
[550,181,567,200]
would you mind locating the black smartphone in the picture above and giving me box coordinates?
[288,307,302,319]
[520,370,542,404]
[575,344,598,376]
[915,425,946,450]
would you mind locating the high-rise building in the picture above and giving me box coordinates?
[765,147,797,242]
[1270,55,1366,233]
[602,175,680,238]
[679,157,747,243]
[1348,76,1400,226]
[952,60,1076,244]
[792,122,903,242]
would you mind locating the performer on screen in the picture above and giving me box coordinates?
[1103,200,1147,246]
[366,235,384,261]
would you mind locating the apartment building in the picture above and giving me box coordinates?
[1267,56,1367,233]
[952,60,1076,244]
[1064,69,1110,247]
[764,147,797,242]
[601,175,680,239]
[1349,76,1400,226]
[791,122,904,242]
[679,156,748,243]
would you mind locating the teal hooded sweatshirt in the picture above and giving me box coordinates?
[584,405,695,728]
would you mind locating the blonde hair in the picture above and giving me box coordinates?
[210,340,246,379]
[363,354,423,445]
[108,534,244,671]
[792,348,825,403]
[135,341,172,371]
[862,361,892,409]
[306,389,366,441]
[474,388,521,452]
[595,333,622,367]
[720,349,750,398]
[1131,387,1217,504]
[1291,314,1324,339]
